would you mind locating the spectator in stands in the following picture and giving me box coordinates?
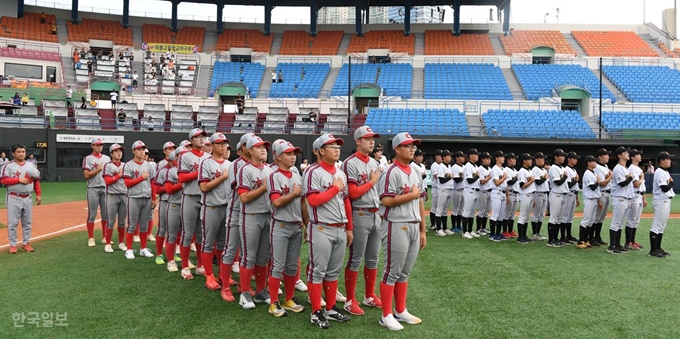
[89,97,97,109]
[271,71,277,83]
[97,50,103,60]
[277,70,283,83]
[117,109,126,125]
[166,70,176,80]
[124,67,131,78]
[27,153,37,166]
[146,116,154,131]
[302,109,317,123]
[300,158,309,171]
[40,12,46,23]
[371,56,377,64]
[66,86,73,107]
[145,50,151,58]
[51,22,57,35]
[110,90,118,109]
[80,96,87,109]
[132,71,138,89]
[12,93,20,109]
[87,60,93,74]
[168,59,174,69]
[20,93,29,106]
[646,161,655,174]
[236,95,245,114]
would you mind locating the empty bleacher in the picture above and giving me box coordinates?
[269,63,330,98]
[231,107,258,134]
[512,64,616,101]
[424,31,494,55]
[215,29,273,53]
[483,109,595,139]
[366,108,468,136]
[210,61,265,98]
[0,114,45,129]
[602,65,680,103]
[321,107,348,134]
[347,30,414,54]
[424,63,512,100]
[571,31,657,57]
[67,18,133,46]
[310,31,344,55]
[331,63,412,98]
[142,24,205,52]
[0,47,60,62]
[197,106,219,132]
[262,107,288,133]
[279,30,344,55]
[500,30,575,55]
[0,12,57,43]
[601,111,680,138]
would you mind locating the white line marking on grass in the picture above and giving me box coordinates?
[0,219,101,249]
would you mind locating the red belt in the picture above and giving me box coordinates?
[354,207,379,213]
[9,192,30,198]
[317,222,345,227]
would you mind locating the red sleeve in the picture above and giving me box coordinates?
[270,192,282,202]
[124,176,145,188]
[164,181,183,194]
[306,186,340,207]
[348,182,373,200]
[154,181,166,195]
[34,180,42,195]
[151,184,157,200]
[344,197,353,231]
[104,174,120,186]
[178,172,198,183]
[0,177,20,185]
[237,187,250,196]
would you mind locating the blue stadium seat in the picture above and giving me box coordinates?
[365,108,468,136]
[269,63,330,98]
[209,61,266,98]
[602,111,680,132]
[512,64,616,102]
[602,65,680,103]
[424,63,513,100]
[331,63,413,98]
[482,109,596,139]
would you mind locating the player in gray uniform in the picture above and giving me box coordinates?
[122,140,157,260]
[1,144,42,254]
[237,135,274,309]
[342,126,382,316]
[489,151,509,242]
[266,141,306,317]
[377,132,426,331]
[476,152,493,236]
[178,128,211,280]
[83,136,111,247]
[593,148,613,245]
[562,152,580,244]
[304,133,352,329]
[530,152,549,241]
[577,155,602,249]
[502,153,519,238]
[429,150,442,230]
[151,141,176,264]
[515,153,536,244]
[451,151,466,233]
[102,143,127,253]
[607,146,635,254]
[461,148,481,239]
[649,151,675,258]
[434,150,454,236]
[624,148,645,250]
[547,149,569,248]
[197,133,232,290]
[163,148,184,272]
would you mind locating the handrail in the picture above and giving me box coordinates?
[275,57,333,67]
[423,56,501,66]
[0,38,60,53]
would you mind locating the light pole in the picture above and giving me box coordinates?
[544,13,549,24]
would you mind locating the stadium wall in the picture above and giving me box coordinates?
[0,0,18,19]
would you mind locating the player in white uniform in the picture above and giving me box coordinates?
[593,148,613,246]
[515,153,536,244]
[649,151,675,258]
[624,148,645,250]
[547,149,569,248]
[451,151,466,233]
[530,152,549,241]
[461,149,481,239]
[503,153,519,239]
[607,146,636,254]
[475,152,493,236]
[489,151,509,242]
[577,155,602,249]
[562,152,580,244]
[429,150,442,230]
[434,150,454,236]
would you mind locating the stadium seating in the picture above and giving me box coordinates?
[0,12,57,43]
[279,30,344,55]
[657,42,680,58]
[311,31,344,55]
[210,61,265,98]
[602,65,680,103]
[424,31,494,55]
[500,30,575,55]
[483,109,595,138]
[215,29,273,53]
[571,31,657,57]
[347,30,414,54]
[142,24,205,52]
[512,64,616,101]
[365,108,468,136]
[331,63,412,98]
[424,63,512,100]
[0,47,60,62]
[67,18,133,46]
[601,111,680,137]
[269,63,330,98]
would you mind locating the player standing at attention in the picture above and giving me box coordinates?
[203,138,213,154]
[577,155,602,249]
[546,149,568,248]
[649,151,674,258]
[267,141,306,317]
[593,148,613,246]
[83,137,111,247]
[102,143,127,253]
[476,152,493,236]
[1,144,42,254]
[624,148,645,250]
[530,152,549,241]
[461,149,481,239]
[502,153,519,239]
[163,149,183,272]
[562,152,580,244]
[342,126,382,316]
[489,151,508,242]
[429,150,442,231]
[122,141,157,259]
[304,134,353,329]
[433,150,453,236]
[377,132,426,331]
[515,154,536,244]
[607,147,635,254]
[178,128,211,279]
[451,151,466,234]
[152,141,176,264]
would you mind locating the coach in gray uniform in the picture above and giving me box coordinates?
[593,148,613,245]
[531,152,549,241]
[83,136,111,247]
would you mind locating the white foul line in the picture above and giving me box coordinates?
[0,219,100,249]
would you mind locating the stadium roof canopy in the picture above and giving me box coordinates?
[162,0,505,6]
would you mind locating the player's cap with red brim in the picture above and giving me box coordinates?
[91,137,104,145]
[210,132,230,144]
[392,132,421,150]
[132,140,147,150]
[188,128,207,139]
[354,126,381,140]
[109,143,123,153]
[246,135,271,149]
[313,133,344,150]
[162,141,176,150]
[274,141,302,155]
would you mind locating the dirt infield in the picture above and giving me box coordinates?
[0,201,678,248]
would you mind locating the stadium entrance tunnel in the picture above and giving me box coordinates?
[531,46,556,64]
[559,85,590,116]
[217,83,247,105]
[90,80,120,102]
[352,84,381,114]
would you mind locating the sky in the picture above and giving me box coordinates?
[36,0,678,27]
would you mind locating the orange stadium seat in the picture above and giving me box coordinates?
[215,29,273,53]
[424,30,494,55]
[311,31,343,55]
[142,24,206,52]
[347,30,414,54]
[657,41,680,58]
[499,30,575,55]
[67,18,133,46]
[279,30,343,55]
[571,31,659,57]
[0,12,58,43]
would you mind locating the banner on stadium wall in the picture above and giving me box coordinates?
[142,42,198,54]
[56,134,124,144]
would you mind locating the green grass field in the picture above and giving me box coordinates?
[1,217,679,338]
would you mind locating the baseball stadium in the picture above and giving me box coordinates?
[1,0,679,337]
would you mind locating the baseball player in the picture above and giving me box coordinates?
[145,148,156,243]
[121,140,157,259]
[304,134,352,329]
[593,148,614,245]
[174,139,193,259]
[577,155,602,249]
[562,152,580,244]
[83,137,111,247]
[102,143,127,253]
[163,148,183,272]
[515,153,536,244]
[198,133,232,290]
[607,146,635,254]
[203,137,213,154]
[434,150,454,236]
[377,132,426,331]
[625,148,645,250]
[530,152,549,241]
[178,128,211,279]
[267,140,306,317]
[489,151,509,242]
[237,135,274,309]
[546,149,568,248]
[649,151,674,258]
[1,144,42,254]
[475,152,493,236]
[152,141,176,264]
[429,150,442,230]
[461,148,481,239]
[502,153,519,238]
[451,151,466,233]
[342,126,382,316]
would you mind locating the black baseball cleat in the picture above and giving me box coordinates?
[648,250,666,258]
[311,310,331,329]
[567,236,578,242]
[324,306,351,322]
[607,247,623,254]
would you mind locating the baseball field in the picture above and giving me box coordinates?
[1,182,679,338]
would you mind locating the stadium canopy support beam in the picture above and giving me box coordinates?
[122,0,130,28]
[355,0,363,36]
[71,0,79,23]
[453,0,461,36]
[171,0,180,32]
[503,0,511,35]
[403,0,411,36]
[264,0,272,36]
[17,0,25,18]
[216,0,224,33]
[310,0,318,36]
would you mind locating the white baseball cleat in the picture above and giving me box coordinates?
[104,244,114,253]
[239,293,256,309]
[380,314,404,331]
[147,234,156,242]
[394,308,422,324]
[175,246,181,254]
[295,279,308,292]
[181,267,194,280]
[436,230,446,237]
[118,242,128,251]
[232,263,240,273]
[444,230,455,236]
[88,238,96,247]
[336,290,347,303]
[190,243,197,252]
[101,238,107,245]
[462,232,473,239]
[139,248,154,258]
[167,261,179,272]
[308,296,327,307]
[133,235,141,243]
[125,249,135,260]
[195,266,206,277]
[471,231,480,238]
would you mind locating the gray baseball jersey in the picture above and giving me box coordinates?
[179,150,210,195]
[1,160,40,247]
[612,164,634,198]
[342,153,380,208]
[82,153,111,187]
[1,161,40,194]
[378,163,426,222]
[268,169,303,222]
[199,157,231,206]
[237,163,273,214]
[227,157,248,222]
[155,166,169,201]
[165,167,183,204]
[122,160,156,198]
[103,162,127,194]
[303,164,349,224]
[270,163,300,175]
